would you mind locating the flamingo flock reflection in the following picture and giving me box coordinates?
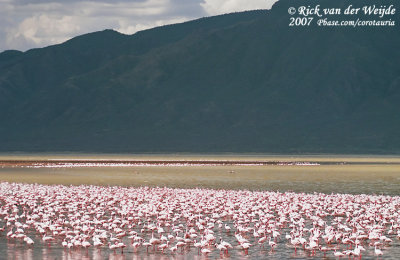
[1,182,399,258]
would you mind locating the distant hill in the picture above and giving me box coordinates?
[0,0,399,154]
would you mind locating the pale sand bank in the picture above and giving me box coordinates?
[1,157,400,195]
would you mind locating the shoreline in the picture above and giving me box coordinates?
[1,163,399,195]
[2,157,400,168]
[0,159,322,168]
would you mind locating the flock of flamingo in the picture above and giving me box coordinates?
[1,181,399,258]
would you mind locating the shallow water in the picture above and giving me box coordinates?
[2,185,400,260]
[1,155,400,195]
[1,155,400,259]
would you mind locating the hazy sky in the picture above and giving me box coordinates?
[0,0,278,52]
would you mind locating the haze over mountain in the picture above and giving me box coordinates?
[0,0,399,154]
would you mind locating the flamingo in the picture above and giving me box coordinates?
[290,236,300,253]
[108,242,118,253]
[176,241,186,252]
[258,236,267,247]
[149,233,161,251]
[62,240,68,249]
[320,246,329,257]
[241,242,251,255]
[169,245,178,253]
[216,243,227,255]
[93,239,103,247]
[132,241,141,251]
[142,241,152,252]
[334,250,345,258]
[374,246,383,256]
[24,236,34,246]
[201,248,211,255]
[158,241,169,253]
[117,241,126,254]
[42,235,54,246]
[269,237,277,252]
[82,240,91,250]
[221,240,233,254]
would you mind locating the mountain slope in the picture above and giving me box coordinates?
[0,0,399,153]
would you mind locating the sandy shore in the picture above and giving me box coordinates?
[1,157,400,195]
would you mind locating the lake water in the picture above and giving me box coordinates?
[1,154,400,259]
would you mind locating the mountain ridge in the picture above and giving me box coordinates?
[1,0,399,153]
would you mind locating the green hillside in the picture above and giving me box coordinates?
[0,0,399,153]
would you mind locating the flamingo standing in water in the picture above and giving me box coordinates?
[149,233,161,251]
[269,237,277,252]
[108,242,118,253]
[374,246,383,256]
[158,241,169,253]
[258,236,267,248]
